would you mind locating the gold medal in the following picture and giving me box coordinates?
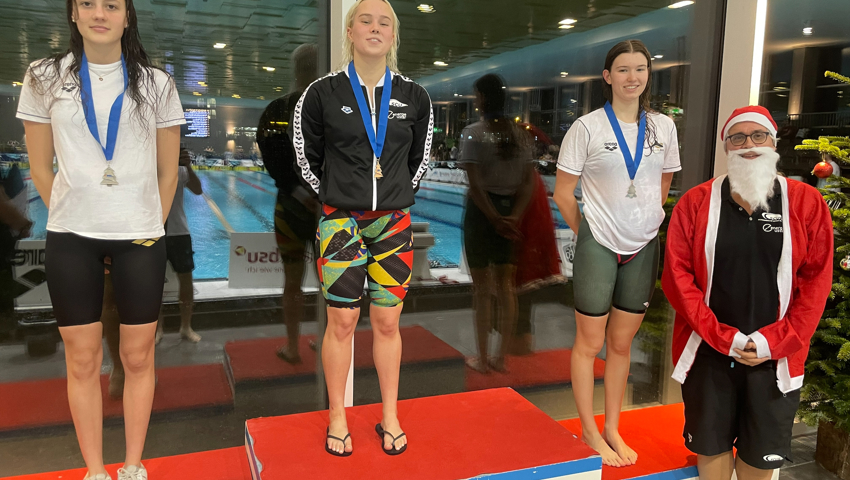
[375,159,384,179]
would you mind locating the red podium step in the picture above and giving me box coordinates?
[244,388,602,480]
[0,364,233,433]
[560,403,698,480]
[1,446,250,480]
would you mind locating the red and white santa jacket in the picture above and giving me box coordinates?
[662,175,833,393]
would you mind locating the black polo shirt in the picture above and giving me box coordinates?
[708,178,783,335]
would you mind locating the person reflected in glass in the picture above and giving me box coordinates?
[256,43,320,364]
[16,0,184,478]
[295,0,433,456]
[154,147,202,344]
[460,74,534,373]
[553,40,681,467]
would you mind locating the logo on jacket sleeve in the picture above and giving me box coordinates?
[389,99,407,107]
[341,106,353,114]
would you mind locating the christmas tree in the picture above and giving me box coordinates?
[794,70,850,430]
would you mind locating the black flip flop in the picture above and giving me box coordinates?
[325,427,352,457]
[375,423,407,456]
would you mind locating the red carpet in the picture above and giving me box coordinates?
[465,349,606,391]
[246,388,600,479]
[559,403,697,480]
[0,364,233,432]
[1,446,251,480]
[225,325,464,384]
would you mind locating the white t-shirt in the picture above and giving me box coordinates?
[459,120,532,196]
[558,108,681,254]
[16,54,186,240]
[166,166,190,237]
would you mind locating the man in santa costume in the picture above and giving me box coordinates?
[662,106,833,480]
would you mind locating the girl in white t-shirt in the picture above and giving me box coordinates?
[553,40,681,468]
[16,1,184,479]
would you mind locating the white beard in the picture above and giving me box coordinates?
[726,146,780,212]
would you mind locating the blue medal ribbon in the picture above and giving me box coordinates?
[347,61,392,161]
[603,101,646,182]
[80,52,127,162]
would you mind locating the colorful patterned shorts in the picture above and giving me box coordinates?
[317,205,413,308]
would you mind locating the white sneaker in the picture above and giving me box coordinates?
[117,464,147,480]
[83,474,112,480]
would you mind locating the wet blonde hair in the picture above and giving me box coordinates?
[340,0,400,73]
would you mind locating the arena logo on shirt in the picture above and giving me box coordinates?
[388,111,406,120]
[603,141,619,152]
[61,82,77,93]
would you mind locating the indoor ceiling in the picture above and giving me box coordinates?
[0,0,685,102]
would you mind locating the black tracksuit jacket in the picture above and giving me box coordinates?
[293,69,433,211]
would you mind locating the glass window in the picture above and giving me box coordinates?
[0,1,329,475]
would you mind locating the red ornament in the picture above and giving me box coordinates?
[813,161,834,179]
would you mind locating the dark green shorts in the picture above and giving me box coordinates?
[572,217,659,316]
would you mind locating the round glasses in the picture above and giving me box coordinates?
[726,131,771,147]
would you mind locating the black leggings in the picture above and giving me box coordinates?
[45,231,166,327]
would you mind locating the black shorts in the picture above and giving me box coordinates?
[463,192,516,269]
[45,231,167,327]
[165,235,195,274]
[681,344,800,469]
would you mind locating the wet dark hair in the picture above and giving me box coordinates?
[602,39,659,149]
[27,0,175,135]
[473,73,530,160]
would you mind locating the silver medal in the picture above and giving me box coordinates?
[101,166,118,186]
[626,182,637,198]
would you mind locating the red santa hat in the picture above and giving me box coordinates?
[720,105,778,141]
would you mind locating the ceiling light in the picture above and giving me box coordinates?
[198,81,207,86]
[515,117,521,122]
[559,18,577,25]
[213,43,226,49]
[803,27,813,36]
[192,92,201,96]
[668,1,694,8]
[560,72,569,77]
[502,86,506,89]
[417,4,435,13]
[12,82,22,86]
[653,55,664,59]
[434,61,448,67]
[232,94,241,99]
[559,25,574,30]
[263,66,276,72]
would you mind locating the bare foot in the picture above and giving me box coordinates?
[327,413,352,455]
[180,328,201,343]
[603,429,637,466]
[276,345,302,364]
[380,416,408,452]
[488,355,507,373]
[582,433,625,467]
[466,356,490,373]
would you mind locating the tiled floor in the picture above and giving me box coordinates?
[780,432,839,479]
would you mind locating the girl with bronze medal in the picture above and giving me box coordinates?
[17,0,184,478]
[553,40,682,467]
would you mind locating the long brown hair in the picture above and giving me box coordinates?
[602,39,658,149]
[27,0,175,135]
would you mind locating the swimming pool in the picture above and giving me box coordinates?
[16,169,568,280]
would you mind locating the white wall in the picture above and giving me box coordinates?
[714,0,766,176]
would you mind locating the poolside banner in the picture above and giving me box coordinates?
[229,232,285,288]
